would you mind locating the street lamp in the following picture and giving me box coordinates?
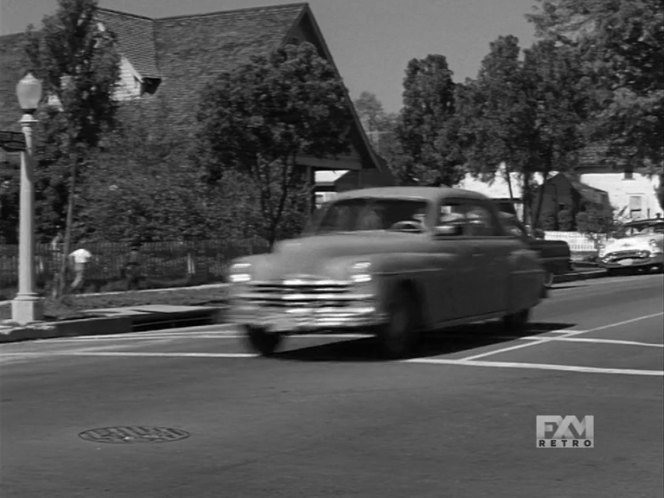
[12,73,44,324]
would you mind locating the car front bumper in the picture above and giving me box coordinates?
[598,252,663,269]
[227,280,388,333]
[229,303,388,333]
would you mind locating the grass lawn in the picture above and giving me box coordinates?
[0,285,229,323]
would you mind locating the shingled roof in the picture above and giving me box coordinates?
[96,9,160,80]
[151,3,312,128]
[0,3,381,172]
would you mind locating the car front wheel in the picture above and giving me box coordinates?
[245,326,282,356]
[503,308,530,332]
[376,286,420,359]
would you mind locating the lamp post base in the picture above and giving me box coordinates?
[11,294,44,325]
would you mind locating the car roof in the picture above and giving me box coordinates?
[624,218,664,227]
[334,186,490,203]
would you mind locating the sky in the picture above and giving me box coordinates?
[0,0,540,113]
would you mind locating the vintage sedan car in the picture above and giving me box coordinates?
[227,187,546,357]
[598,218,664,273]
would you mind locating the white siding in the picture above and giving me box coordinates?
[579,172,662,220]
[456,162,552,198]
[113,56,142,101]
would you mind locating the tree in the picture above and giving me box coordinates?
[353,91,398,159]
[528,0,664,205]
[354,91,385,132]
[392,55,464,186]
[197,42,351,245]
[575,204,615,233]
[78,102,209,242]
[455,36,588,225]
[24,0,120,295]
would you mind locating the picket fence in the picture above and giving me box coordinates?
[0,232,605,293]
[543,231,606,253]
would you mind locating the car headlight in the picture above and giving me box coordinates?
[597,242,607,257]
[649,239,663,254]
[229,262,252,283]
[349,261,372,284]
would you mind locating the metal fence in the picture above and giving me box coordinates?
[0,238,270,293]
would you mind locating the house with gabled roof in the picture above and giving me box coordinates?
[0,3,388,184]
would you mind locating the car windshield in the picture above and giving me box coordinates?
[311,198,429,234]
[613,221,664,238]
[498,213,527,238]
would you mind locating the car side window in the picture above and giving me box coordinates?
[438,201,466,235]
[454,200,503,237]
[501,216,526,238]
[464,205,494,236]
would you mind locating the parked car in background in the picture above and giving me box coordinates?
[498,213,573,287]
[227,187,545,358]
[598,218,664,274]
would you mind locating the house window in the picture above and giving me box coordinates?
[141,78,161,95]
[629,195,643,219]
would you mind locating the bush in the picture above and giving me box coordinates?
[557,208,574,231]
[542,212,557,230]
[575,204,615,233]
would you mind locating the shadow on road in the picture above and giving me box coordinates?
[550,284,588,290]
[275,320,576,362]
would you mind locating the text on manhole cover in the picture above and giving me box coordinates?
[79,426,190,444]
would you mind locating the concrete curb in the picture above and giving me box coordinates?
[553,268,607,284]
[0,306,223,344]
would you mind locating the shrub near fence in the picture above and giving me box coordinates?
[0,238,269,296]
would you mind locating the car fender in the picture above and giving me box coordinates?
[506,248,545,313]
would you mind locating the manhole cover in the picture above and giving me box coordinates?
[79,426,190,444]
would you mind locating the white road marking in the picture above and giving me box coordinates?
[403,358,663,377]
[546,329,588,334]
[584,311,664,332]
[460,329,584,361]
[520,337,664,348]
[460,312,664,361]
[3,351,660,377]
[0,352,257,359]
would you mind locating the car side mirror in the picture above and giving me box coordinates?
[433,223,462,237]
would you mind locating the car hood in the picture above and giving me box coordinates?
[252,232,424,280]
[604,233,663,252]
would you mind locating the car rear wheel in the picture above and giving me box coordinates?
[503,308,530,332]
[543,271,554,287]
[376,286,419,359]
[245,326,282,356]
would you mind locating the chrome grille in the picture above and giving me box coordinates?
[237,280,361,308]
[606,250,649,259]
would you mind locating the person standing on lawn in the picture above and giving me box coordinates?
[124,244,142,290]
[69,247,93,292]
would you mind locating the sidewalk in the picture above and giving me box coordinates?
[0,266,606,344]
[0,304,225,343]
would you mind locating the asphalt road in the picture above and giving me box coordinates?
[1,273,662,498]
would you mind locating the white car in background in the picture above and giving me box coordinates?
[598,219,664,273]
